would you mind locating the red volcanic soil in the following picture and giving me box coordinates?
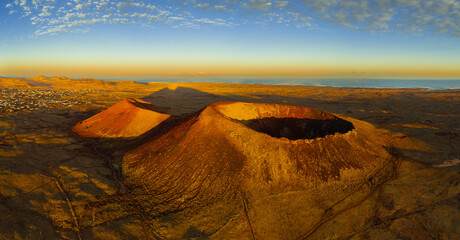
[72,98,170,138]
[123,102,395,238]
[124,101,390,193]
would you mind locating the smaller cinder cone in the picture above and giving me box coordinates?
[72,98,170,138]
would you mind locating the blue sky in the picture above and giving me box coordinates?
[1,0,459,79]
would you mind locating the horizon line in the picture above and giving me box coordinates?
[2,75,460,81]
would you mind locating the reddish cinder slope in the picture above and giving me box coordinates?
[123,102,397,239]
[72,98,170,138]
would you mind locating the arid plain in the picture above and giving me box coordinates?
[0,76,459,240]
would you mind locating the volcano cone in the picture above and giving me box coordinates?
[72,98,170,138]
[123,102,394,239]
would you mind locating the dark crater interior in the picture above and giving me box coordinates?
[236,117,354,140]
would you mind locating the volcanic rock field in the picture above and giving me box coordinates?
[0,76,459,239]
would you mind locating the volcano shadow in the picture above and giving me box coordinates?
[139,86,366,118]
[140,87,229,116]
[235,117,354,140]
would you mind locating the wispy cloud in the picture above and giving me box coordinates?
[6,0,235,36]
[5,0,460,37]
[244,0,273,11]
[303,0,460,36]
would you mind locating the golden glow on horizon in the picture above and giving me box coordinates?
[1,61,460,79]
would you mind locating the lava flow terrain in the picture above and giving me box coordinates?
[0,77,458,240]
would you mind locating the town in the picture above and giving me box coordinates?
[0,88,94,113]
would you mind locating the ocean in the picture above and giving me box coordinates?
[113,78,460,90]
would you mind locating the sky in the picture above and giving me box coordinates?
[0,0,459,79]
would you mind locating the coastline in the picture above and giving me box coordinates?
[106,78,460,90]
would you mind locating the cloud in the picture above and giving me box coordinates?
[6,0,203,36]
[74,4,83,10]
[303,0,460,36]
[245,0,272,11]
[4,0,460,37]
[194,17,234,26]
[274,0,289,8]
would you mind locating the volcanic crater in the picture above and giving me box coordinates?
[62,99,408,239]
[123,101,392,194]
[118,102,399,239]
[224,104,355,140]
